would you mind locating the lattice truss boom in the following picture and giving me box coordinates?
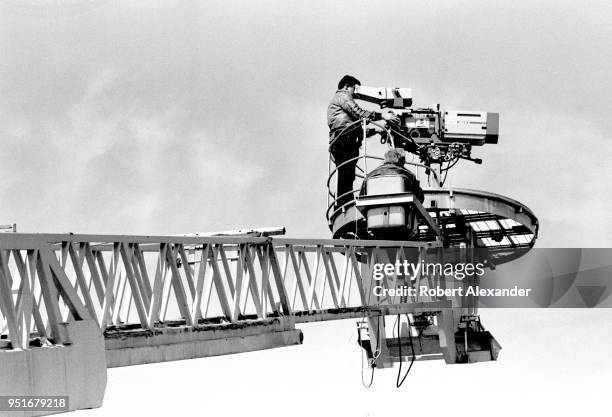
[0,234,448,349]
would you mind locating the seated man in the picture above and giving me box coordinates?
[360,148,424,203]
[360,148,425,240]
[327,75,399,211]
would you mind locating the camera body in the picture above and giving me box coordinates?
[354,85,499,146]
[389,108,499,147]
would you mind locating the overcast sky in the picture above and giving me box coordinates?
[1,0,611,246]
[1,1,611,416]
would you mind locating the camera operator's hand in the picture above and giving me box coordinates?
[381,111,400,125]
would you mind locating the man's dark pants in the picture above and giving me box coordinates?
[330,128,363,211]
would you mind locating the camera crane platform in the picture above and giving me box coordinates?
[327,86,538,265]
[324,85,539,383]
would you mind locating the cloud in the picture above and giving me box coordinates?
[0,0,609,242]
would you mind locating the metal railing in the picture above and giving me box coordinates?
[327,119,439,223]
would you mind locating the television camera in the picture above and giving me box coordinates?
[354,86,499,169]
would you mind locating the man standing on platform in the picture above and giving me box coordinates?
[327,75,399,210]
